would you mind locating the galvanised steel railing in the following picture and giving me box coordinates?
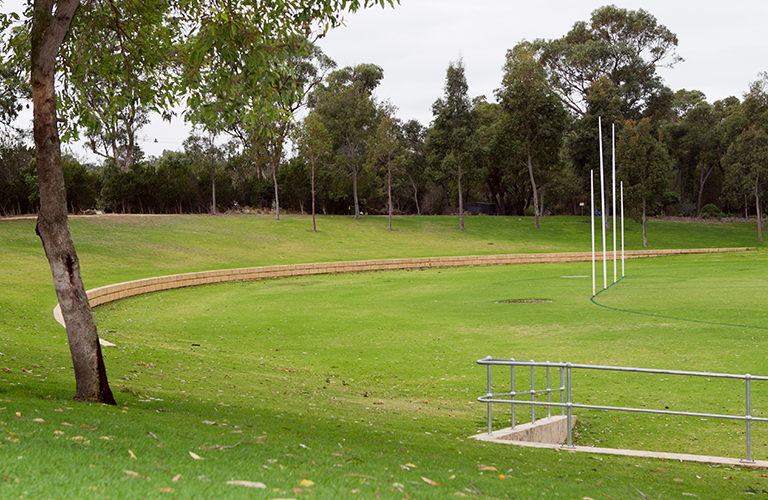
[477,356,768,463]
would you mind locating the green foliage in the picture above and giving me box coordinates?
[497,42,569,227]
[61,155,100,213]
[308,63,384,218]
[426,59,476,225]
[701,203,720,217]
[617,117,673,245]
[534,5,680,118]
[0,139,35,215]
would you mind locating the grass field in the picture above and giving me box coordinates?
[1,214,767,499]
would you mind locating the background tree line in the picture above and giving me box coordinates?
[2,5,767,237]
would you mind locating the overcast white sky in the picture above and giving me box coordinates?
[6,0,768,161]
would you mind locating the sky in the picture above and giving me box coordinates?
[6,0,768,161]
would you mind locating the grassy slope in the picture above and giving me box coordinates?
[1,214,766,499]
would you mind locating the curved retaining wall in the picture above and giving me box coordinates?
[53,247,753,327]
[85,247,753,308]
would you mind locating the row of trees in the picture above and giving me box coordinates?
[3,6,766,242]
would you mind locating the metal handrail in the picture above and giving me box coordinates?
[477,356,768,463]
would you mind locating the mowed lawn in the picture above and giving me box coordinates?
[1,214,767,499]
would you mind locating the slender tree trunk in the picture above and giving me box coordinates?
[311,157,317,232]
[352,167,360,219]
[696,162,716,217]
[642,198,648,248]
[410,177,420,216]
[272,162,280,221]
[526,151,539,230]
[757,180,763,243]
[540,183,545,219]
[211,166,217,215]
[32,0,115,404]
[458,160,464,230]
[387,166,393,231]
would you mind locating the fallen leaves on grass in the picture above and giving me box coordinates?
[226,480,266,488]
[32,418,45,423]
[299,479,314,487]
[189,451,203,460]
[421,476,441,486]
[400,462,417,470]
[172,474,182,482]
[124,470,151,481]
[478,464,497,471]
[128,449,137,460]
[158,487,174,492]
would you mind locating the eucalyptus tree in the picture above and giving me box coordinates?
[662,94,741,216]
[399,119,427,215]
[7,0,394,404]
[720,74,768,240]
[188,40,336,220]
[722,127,768,242]
[617,118,672,247]
[426,59,474,229]
[310,63,384,219]
[57,0,177,173]
[534,5,681,119]
[0,15,30,140]
[368,102,401,230]
[293,112,331,232]
[497,42,568,229]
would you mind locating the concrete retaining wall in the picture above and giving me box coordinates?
[83,247,753,309]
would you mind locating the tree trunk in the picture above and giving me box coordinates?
[32,0,115,404]
[642,198,648,248]
[757,180,763,243]
[410,177,420,215]
[311,157,317,232]
[387,166,393,231]
[272,162,280,221]
[696,162,716,217]
[526,151,539,230]
[540,183,545,220]
[458,160,464,230]
[352,167,360,219]
[211,166,217,215]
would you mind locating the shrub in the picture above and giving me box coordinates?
[701,203,720,217]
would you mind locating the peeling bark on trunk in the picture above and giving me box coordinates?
[32,0,115,404]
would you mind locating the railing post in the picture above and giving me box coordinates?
[510,359,516,430]
[486,362,493,436]
[560,366,565,416]
[546,362,552,419]
[565,362,574,448]
[530,361,536,425]
[743,375,755,463]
